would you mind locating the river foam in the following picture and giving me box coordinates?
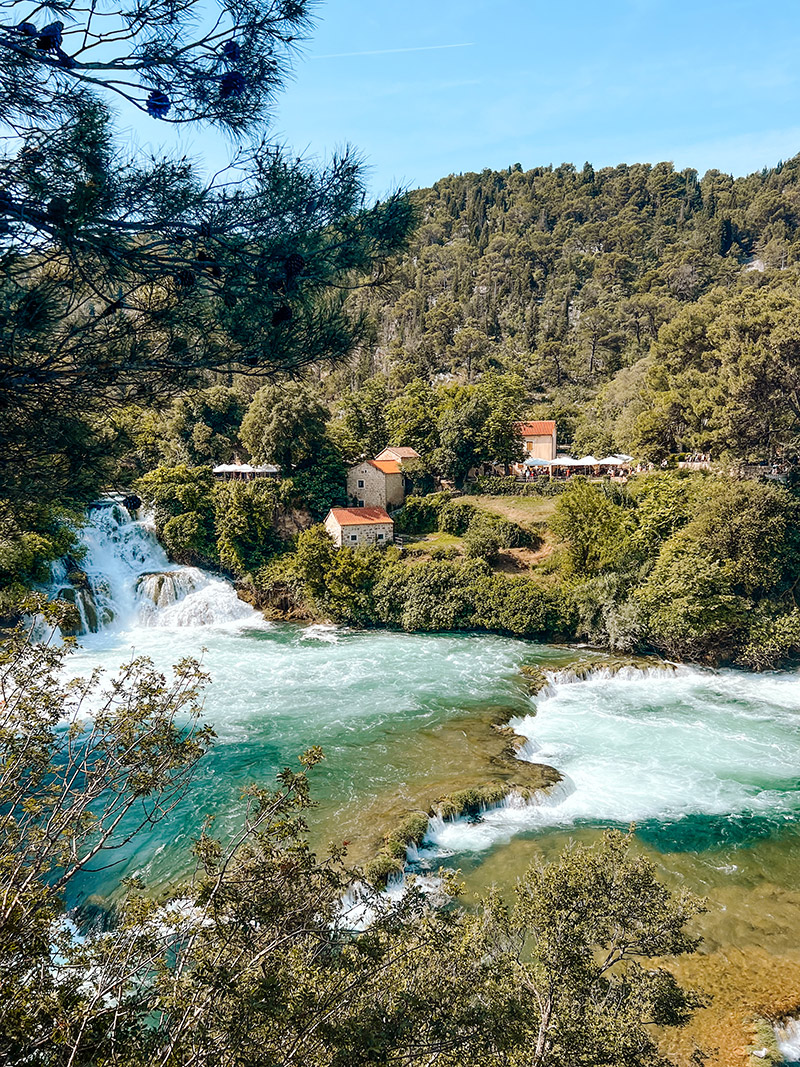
[61,500,263,635]
[421,664,800,861]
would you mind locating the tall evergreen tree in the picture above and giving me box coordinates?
[0,0,414,509]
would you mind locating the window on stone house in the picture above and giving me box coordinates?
[377,533,385,541]
[358,499,364,508]
[357,479,365,488]
[349,534,358,542]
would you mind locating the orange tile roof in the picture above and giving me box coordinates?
[516,420,556,436]
[327,507,393,526]
[369,459,402,475]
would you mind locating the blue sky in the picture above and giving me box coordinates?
[126,0,800,195]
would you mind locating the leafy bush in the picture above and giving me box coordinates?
[0,505,80,616]
[463,523,501,562]
[551,479,635,575]
[637,552,752,662]
[374,559,485,631]
[737,609,800,671]
[136,465,217,567]
[438,499,478,534]
[393,495,441,535]
[466,476,569,497]
[471,574,571,638]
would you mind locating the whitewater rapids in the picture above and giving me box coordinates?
[47,500,800,913]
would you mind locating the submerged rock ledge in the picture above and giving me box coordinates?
[365,765,562,889]
[520,655,680,697]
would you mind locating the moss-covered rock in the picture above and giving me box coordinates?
[519,664,549,694]
[436,766,561,819]
[55,586,99,635]
[66,569,91,591]
[364,853,404,888]
[365,766,561,889]
[520,657,676,696]
[550,657,678,682]
[366,810,431,888]
[436,783,509,820]
[487,704,528,727]
[746,1015,783,1067]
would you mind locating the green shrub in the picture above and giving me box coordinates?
[466,476,568,497]
[471,574,571,638]
[393,495,440,535]
[463,523,501,562]
[438,499,477,535]
[0,505,80,617]
[737,609,800,671]
[136,465,217,566]
[373,559,486,631]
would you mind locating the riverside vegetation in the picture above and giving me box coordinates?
[128,462,800,670]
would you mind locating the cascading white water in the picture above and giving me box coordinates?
[54,499,259,633]
[420,663,800,862]
[777,1020,800,1065]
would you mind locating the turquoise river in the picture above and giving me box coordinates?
[54,503,800,1064]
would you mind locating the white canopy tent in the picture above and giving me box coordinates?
[523,451,634,471]
[212,463,280,478]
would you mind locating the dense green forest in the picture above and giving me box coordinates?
[80,153,800,490]
[7,154,800,672]
[338,157,800,462]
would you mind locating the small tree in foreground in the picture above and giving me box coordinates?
[0,620,707,1066]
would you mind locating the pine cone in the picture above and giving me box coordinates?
[196,250,222,278]
[17,22,37,36]
[46,196,69,222]
[146,90,171,118]
[221,40,241,62]
[285,252,305,280]
[36,22,63,50]
[220,71,245,99]
[173,268,197,288]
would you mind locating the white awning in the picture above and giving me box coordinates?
[551,455,581,467]
[597,454,634,465]
[213,463,280,474]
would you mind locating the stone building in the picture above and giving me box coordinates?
[346,459,405,510]
[373,446,422,468]
[324,507,394,548]
[516,421,557,461]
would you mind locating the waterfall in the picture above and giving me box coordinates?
[50,498,259,633]
[777,1020,800,1065]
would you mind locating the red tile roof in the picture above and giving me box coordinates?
[516,420,556,436]
[369,459,402,475]
[327,507,393,526]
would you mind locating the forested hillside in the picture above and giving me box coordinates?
[337,156,800,463]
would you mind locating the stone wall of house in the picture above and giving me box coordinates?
[340,522,394,547]
[524,433,557,461]
[383,472,405,509]
[324,514,394,548]
[347,463,386,508]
